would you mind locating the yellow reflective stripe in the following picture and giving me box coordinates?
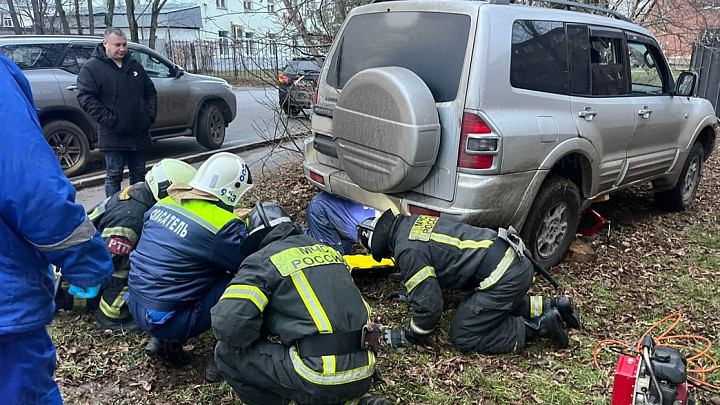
[99,287,128,319]
[323,355,336,374]
[404,266,436,293]
[73,296,87,310]
[219,285,268,312]
[155,201,218,234]
[158,197,239,230]
[112,269,129,279]
[429,233,492,249]
[409,318,433,335]
[87,207,101,221]
[270,244,346,276]
[291,271,332,333]
[362,298,372,323]
[531,296,543,318]
[478,248,515,290]
[101,226,139,245]
[289,347,376,385]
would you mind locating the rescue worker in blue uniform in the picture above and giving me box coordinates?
[54,159,197,333]
[357,210,580,354]
[127,152,253,376]
[0,52,114,405]
[211,202,389,405]
[303,192,378,254]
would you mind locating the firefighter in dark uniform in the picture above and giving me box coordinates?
[357,210,580,354]
[54,159,197,332]
[211,202,389,405]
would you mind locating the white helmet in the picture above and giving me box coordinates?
[145,159,198,201]
[189,152,253,207]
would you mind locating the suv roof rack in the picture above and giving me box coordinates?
[490,0,630,22]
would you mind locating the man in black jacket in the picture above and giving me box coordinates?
[77,27,158,197]
[357,210,580,354]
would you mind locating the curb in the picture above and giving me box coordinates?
[71,139,273,191]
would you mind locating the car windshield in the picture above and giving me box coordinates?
[326,11,471,102]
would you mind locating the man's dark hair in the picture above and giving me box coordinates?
[104,27,126,39]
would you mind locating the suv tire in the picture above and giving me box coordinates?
[654,142,704,212]
[196,103,226,149]
[42,120,90,177]
[521,175,581,269]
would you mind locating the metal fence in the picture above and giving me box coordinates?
[163,39,298,81]
[691,31,720,117]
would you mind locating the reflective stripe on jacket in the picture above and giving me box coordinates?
[0,53,113,334]
[128,196,247,311]
[211,223,376,385]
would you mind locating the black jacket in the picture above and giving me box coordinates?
[87,182,155,272]
[387,215,522,339]
[77,44,157,151]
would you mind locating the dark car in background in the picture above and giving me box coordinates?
[278,58,322,116]
[0,35,237,177]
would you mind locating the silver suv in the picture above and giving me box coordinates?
[0,35,237,176]
[304,0,718,268]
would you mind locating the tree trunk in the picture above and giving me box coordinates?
[56,0,71,33]
[125,0,138,42]
[105,0,115,28]
[74,0,83,34]
[148,0,168,49]
[88,0,94,34]
[30,0,44,33]
[6,0,23,34]
[334,0,346,22]
[280,0,323,62]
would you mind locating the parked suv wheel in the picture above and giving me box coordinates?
[654,142,704,212]
[43,120,90,177]
[196,103,226,149]
[521,175,581,269]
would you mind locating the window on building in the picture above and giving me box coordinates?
[219,30,229,55]
[4,17,13,27]
[268,2,274,13]
[245,32,256,54]
[244,0,253,11]
[232,25,244,40]
[216,0,227,9]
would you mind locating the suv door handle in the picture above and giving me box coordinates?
[638,107,653,119]
[578,108,597,121]
[66,85,77,91]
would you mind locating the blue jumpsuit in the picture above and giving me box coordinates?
[304,192,378,254]
[0,53,113,404]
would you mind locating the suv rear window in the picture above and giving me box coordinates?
[0,44,65,70]
[511,20,568,94]
[326,12,471,102]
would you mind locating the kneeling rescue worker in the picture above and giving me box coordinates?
[211,202,390,405]
[54,159,197,333]
[357,210,581,354]
[127,152,253,377]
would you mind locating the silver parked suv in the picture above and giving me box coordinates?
[304,0,718,268]
[0,35,237,176]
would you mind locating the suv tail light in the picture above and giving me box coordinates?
[309,170,325,185]
[279,74,293,84]
[458,112,496,169]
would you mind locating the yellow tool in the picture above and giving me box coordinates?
[343,254,394,272]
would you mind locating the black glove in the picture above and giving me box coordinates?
[384,290,408,302]
[382,328,412,348]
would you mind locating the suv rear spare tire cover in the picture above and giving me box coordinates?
[334,67,440,193]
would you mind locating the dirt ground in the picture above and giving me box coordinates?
[52,153,720,404]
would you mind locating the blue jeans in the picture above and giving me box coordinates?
[304,192,378,254]
[0,329,63,405]
[126,274,232,343]
[104,150,147,197]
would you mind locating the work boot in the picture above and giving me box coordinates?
[551,296,581,329]
[524,308,569,349]
[205,357,223,383]
[96,313,143,334]
[146,338,192,368]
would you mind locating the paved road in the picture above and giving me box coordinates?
[74,86,310,177]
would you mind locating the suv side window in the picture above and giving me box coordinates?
[59,45,95,75]
[128,48,172,78]
[588,30,628,96]
[0,44,65,70]
[510,20,568,94]
[627,37,669,95]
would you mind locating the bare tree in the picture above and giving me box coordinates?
[105,0,114,28]
[29,0,44,33]
[54,0,70,33]
[73,0,83,34]
[125,0,138,42]
[148,0,168,49]
[88,0,94,34]
[5,0,24,34]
